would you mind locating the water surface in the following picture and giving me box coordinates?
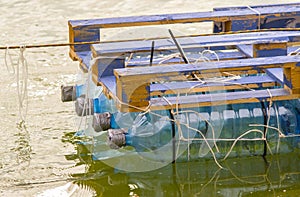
[0,0,299,196]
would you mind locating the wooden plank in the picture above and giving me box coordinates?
[150,75,277,96]
[114,55,300,78]
[213,4,300,32]
[118,88,300,111]
[127,50,246,67]
[99,76,116,99]
[76,51,92,72]
[92,31,300,57]
[253,42,287,57]
[69,3,300,55]
[265,68,283,85]
[284,64,300,94]
[100,75,278,98]
[69,4,300,29]
[236,44,253,57]
[213,3,300,11]
[148,88,296,110]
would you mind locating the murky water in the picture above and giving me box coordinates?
[0,0,300,196]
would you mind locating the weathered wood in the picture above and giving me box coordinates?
[100,74,278,98]
[115,75,150,110]
[147,88,298,111]
[283,63,300,94]
[126,50,246,67]
[112,55,300,111]
[236,44,253,57]
[265,68,283,85]
[99,76,116,99]
[92,31,300,57]
[87,31,300,72]
[114,55,300,78]
[213,4,300,33]
[150,75,277,96]
[253,43,287,57]
[117,88,300,112]
[69,3,300,59]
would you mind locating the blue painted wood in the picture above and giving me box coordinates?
[92,31,299,56]
[150,88,290,107]
[213,4,300,33]
[69,3,300,29]
[69,3,300,54]
[96,57,125,77]
[100,76,116,95]
[213,3,300,12]
[236,44,253,57]
[69,22,100,52]
[150,75,277,93]
[100,75,277,98]
[265,68,283,85]
[255,48,287,57]
[127,50,246,67]
[75,51,92,72]
[114,55,300,77]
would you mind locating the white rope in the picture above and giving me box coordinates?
[4,46,15,74]
[158,53,181,64]
[247,5,261,30]
[288,47,300,56]
[16,46,29,122]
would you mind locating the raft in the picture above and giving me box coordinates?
[62,3,300,165]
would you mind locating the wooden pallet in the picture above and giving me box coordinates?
[68,3,300,112]
[111,55,300,111]
[68,3,300,69]
[90,30,300,73]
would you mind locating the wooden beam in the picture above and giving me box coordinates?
[92,31,300,57]
[118,88,300,112]
[69,3,300,30]
[114,55,300,78]
[150,75,277,96]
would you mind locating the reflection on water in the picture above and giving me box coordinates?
[14,122,32,168]
[65,131,300,196]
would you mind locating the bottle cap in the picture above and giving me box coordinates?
[93,112,111,132]
[107,128,127,149]
[75,95,94,116]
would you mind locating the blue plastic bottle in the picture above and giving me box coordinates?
[75,93,116,116]
[106,100,300,159]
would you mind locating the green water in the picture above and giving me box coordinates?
[1,0,300,196]
[68,141,300,196]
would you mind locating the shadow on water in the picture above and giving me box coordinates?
[62,132,300,197]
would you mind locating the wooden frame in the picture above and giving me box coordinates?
[69,3,300,62]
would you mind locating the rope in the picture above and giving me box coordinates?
[0,41,101,50]
[246,5,261,30]
[2,28,300,51]
[4,46,15,74]
[16,46,29,122]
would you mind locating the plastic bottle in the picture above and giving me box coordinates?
[107,100,300,159]
[61,70,102,102]
[92,111,142,132]
[75,93,116,116]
